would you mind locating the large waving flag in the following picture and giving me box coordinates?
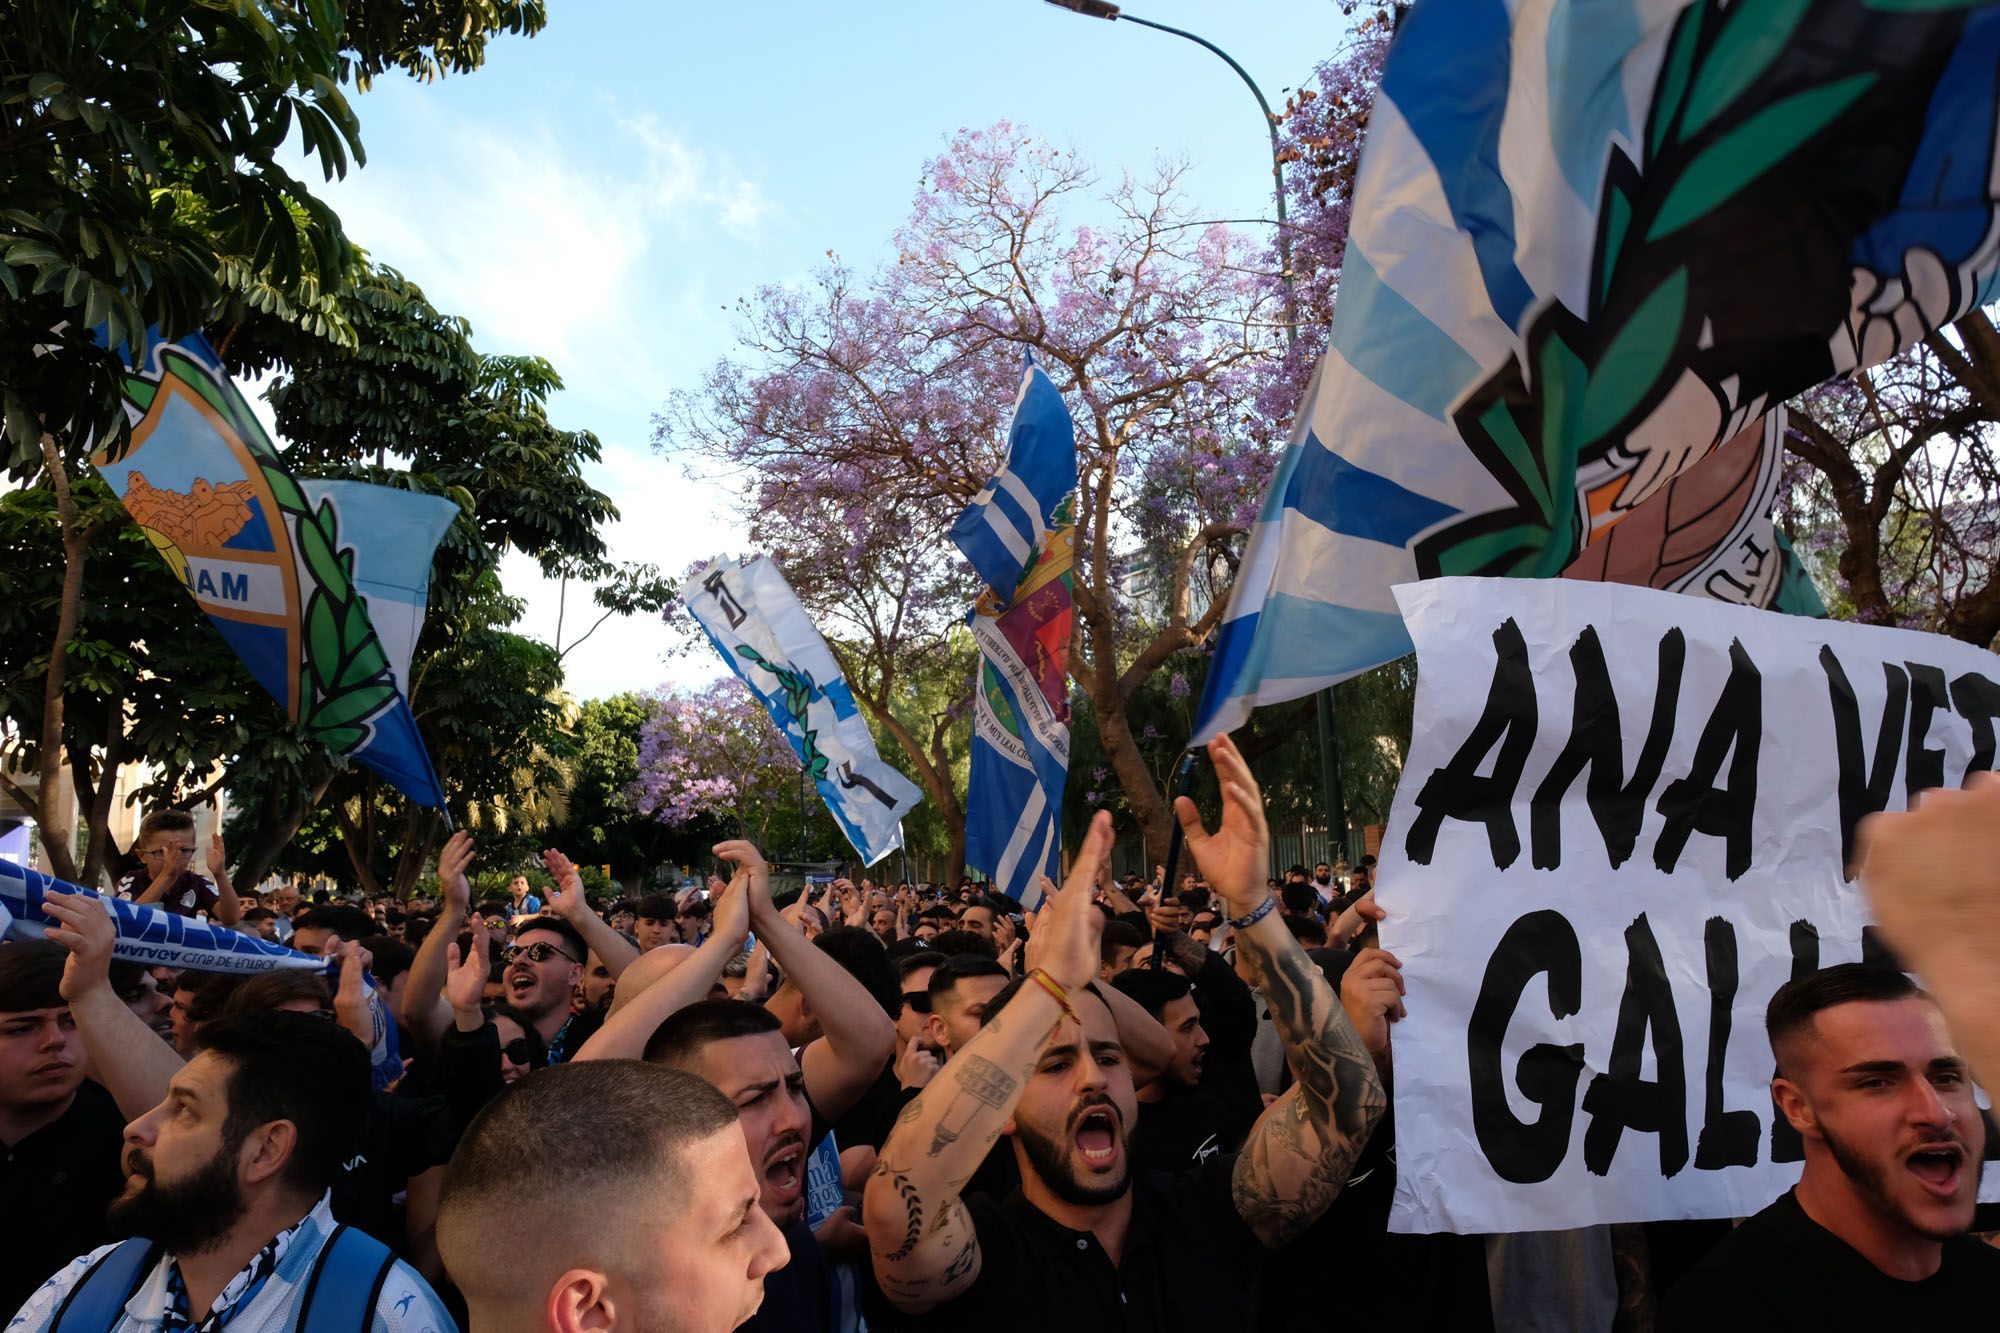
[960,355,1077,908]
[1195,0,1999,741]
[950,353,1079,599]
[89,332,454,807]
[682,554,923,864]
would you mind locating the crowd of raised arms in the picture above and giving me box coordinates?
[7,737,2000,1332]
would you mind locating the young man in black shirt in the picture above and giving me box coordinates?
[1109,967,1231,1174]
[1664,963,2000,1328]
[861,734,1388,1331]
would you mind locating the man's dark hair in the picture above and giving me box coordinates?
[926,929,998,960]
[608,899,638,918]
[513,915,586,962]
[475,899,511,918]
[359,936,416,986]
[180,971,249,1025]
[1359,855,1377,870]
[1284,915,1329,947]
[895,950,942,984]
[439,1061,736,1290]
[813,925,900,1016]
[1099,920,1144,962]
[0,939,67,1012]
[1767,963,1924,1075]
[1280,881,1320,918]
[193,1011,371,1195]
[635,892,679,923]
[980,974,1108,1028]
[292,904,373,941]
[928,952,1008,1002]
[137,809,197,842]
[239,907,276,924]
[1110,966,1193,1018]
[1180,886,1212,915]
[225,969,330,1015]
[644,997,782,1066]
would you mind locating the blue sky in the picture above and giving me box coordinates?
[307,0,1353,698]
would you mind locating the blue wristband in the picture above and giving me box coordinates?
[1226,896,1277,931]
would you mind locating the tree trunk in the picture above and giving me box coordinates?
[32,437,102,882]
[1090,689,1175,866]
[231,768,332,894]
[390,808,442,899]
[73,701,128,886]
[333,800,385,897]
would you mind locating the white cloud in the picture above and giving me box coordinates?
[287,89,769,698]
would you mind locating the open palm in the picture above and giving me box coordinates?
[1173,733,1270,915]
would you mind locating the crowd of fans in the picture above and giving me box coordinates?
[6,741,2000,1331]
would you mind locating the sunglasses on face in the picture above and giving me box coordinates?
[501,1038,538,1065]
[901,991,932,1013]
[502,942,577,966]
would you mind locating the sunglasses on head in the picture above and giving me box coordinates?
[501,1038,538,1065]
[901,990,932,1013]
[502,942,577,966]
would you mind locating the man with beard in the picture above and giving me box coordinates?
[577,840,897,1332]
[439,1061,788,1333]
[9,1011,452,1331]
[862,735,1387,1330]
[1664,964,2000,1327]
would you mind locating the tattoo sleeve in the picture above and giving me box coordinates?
[862,993,1062,1314]
[1228,914,1388,1247]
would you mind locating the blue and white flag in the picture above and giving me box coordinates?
[1,862,403,1089]
[950,353,1079,599]
[682,555,924,865]
[957,355,1078,910]
[1195,0,2000,742]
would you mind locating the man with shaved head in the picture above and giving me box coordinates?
[438,1060,787,1333]
[1664,963,2000,1326]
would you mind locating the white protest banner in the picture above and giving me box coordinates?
[1382,577,2000,1234]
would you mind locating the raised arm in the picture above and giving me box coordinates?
[726,840,896,1121]
[402,830,474,1047]
[1176,733,1387,1249]
[1858,772,2000,1091]
[541,848,641,978]
[862,812,1114,1315]
[204,827,243,926]
[574,876,747,1062]
[41,890,185,1118]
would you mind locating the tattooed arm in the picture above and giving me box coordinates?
[861,812,1116,1314]
[1176,733,1388,1248]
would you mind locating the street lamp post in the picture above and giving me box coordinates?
[1044,0,1347,863]
[1043,0,1296,347]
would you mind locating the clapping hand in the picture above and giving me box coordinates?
[438,831,476,917]
[1172,734,1270,918]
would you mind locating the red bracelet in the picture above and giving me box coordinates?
[1027,968,1079,1025]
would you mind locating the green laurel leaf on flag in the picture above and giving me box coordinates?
[1650,73,1877,241]
[309,681,399,733]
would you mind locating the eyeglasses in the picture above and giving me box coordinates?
[501,942,577,966]
[138,846,197,860]
[901,991,932,1014]
[501,1038,538,1065]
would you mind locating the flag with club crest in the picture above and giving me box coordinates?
[1195,0,2000,742]
[959,355,1078,908]
[88,330,454,807]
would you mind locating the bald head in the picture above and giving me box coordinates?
[439,1060,753,1327]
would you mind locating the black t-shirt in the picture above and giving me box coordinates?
[1662,1188,2000,1330]
[912,1154,1270,1333]
[114,869,220,918]
[738,1217,832,1332]
[833,1062,909,1152]
[1132,1086,1230,1176]
[330,1089,456,1248]
[0,1080,129,1315]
